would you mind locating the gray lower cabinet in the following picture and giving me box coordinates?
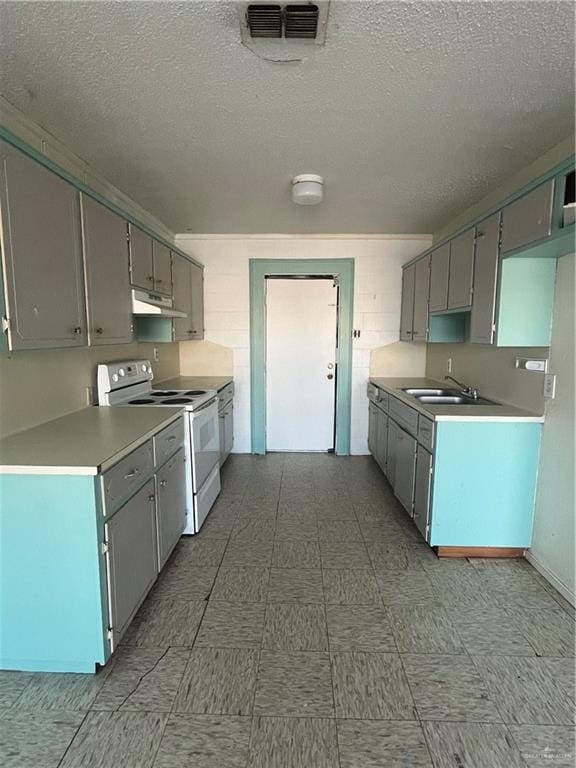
[189,263,205,339]
[0,140,86,350]
[413,444,432,538]
[412,256,430,340]
[156,448,187,568]
[447,228,475,310]
[81,195,133,345]
[399,264,415,341]
[104,479,158,643]
[368,402,379,455]
[500,180,554,253]
[429,243,450,312]
[470,213,501,344]
[376,409,388,473]
[128,225,155,291]
[385,418,399,486]
[224,403,234,458]
[172,254,194,341]
[392,422,417,515]
[152,241,172,296]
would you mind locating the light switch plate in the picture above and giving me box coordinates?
[446,357,453,373]
[544,373,557,399]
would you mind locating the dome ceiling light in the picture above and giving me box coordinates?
[291,174,324,205]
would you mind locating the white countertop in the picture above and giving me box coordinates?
[157,376,233,392]
[0,407,184,476]
[370,377,544,423]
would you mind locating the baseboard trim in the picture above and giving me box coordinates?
[525,550,575,607]
[435,546,524,559]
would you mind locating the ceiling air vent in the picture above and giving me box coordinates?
[284,5,319,39]
[246,4,282,38]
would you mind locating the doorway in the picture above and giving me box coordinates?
[249,258,354,455]
[266,276,338,452]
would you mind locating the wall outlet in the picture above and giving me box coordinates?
[544,373,557,399]
[446,357,453,373]
[153,347,160,362]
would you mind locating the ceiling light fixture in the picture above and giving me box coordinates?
[291,174,324,205]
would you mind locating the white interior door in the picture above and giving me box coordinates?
[266,277,338,451]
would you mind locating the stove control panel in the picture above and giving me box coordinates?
[97,360,154,397]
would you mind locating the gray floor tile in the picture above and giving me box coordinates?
[262,603,328,651]
[337,719,433,768]
[320,540,372,569]
[151,563,218,601]
[389,605,465,654]
[121,597,206,647]
[248,716,339,768]
[231,519,276,542]
[326,605,396,651]
[403,653,502,722]
[541,658,576,704]
[173,648,258,715]
[508,724,576,767]
[170,537,228,567]
[429,569,492,608]
[210,567,270,603]
[331,652,415,719]
[275,518,318,540]
[0,709,84,768]
[376,570,440,605]
[480,571,563,611]
[271,540,321,568]
[59,711,167,768]
[513,608,576,657]
[221,539,273,567]
[368,544,422,571]
[0,671,33,708]
[322,570,381,605]
[317,520,363,542]
[91,647,190,712]
[449,606,536,656]
[474,655,575,725]
[153,714,251,768]
[195,601,266,648]
[422,721,526,768]
[14,671,107,711]
[266,568,324,603]
[254,650,334,717]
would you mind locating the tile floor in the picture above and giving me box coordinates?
[1,454,575,767]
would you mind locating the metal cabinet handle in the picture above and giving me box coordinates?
[148,494,155,502]
[72,327,82,336]
[166,435,177,442]
[159,479,167,487]
[95,327,104,335]
[124,468,140,479]
[476,232,485,239]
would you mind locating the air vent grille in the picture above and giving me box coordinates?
[284,4,319,38]
[246,5,282,38]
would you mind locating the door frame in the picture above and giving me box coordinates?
[249,258,354,455]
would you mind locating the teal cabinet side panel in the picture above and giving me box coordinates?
[430,421,541,547]
[0,475,109,672]
[496,258,557,347]
[135,317,174,343]
[428,312,469,343]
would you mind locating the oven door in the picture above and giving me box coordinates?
[190,399,220,492]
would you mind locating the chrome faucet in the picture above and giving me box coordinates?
[444,375,479,400]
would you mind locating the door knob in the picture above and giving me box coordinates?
[327,373,334,380]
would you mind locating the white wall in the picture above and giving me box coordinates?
[527,254,575,604]
[176,235,431,454]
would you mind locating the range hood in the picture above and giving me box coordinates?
[131,289,187,318]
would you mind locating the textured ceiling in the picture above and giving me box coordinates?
[0,1,574,234]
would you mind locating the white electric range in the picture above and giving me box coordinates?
[97,360,221,533]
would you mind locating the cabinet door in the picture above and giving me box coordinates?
[104,480,158,645]
[172,255,194,341]
[368,403,379,455]
[189,263,205,340]
[224,404,234,457]
[156,448,187,569]
[448,228,475,309]
[81,195,133,345]
[152,241,172,296]
[219,407,226,464]
[128,225,154,290]
[399,264,415,341]
[429,243,450,312]
[470,213,500,344]
[412,256,430,340]
[500,180,554,253]
[413,445,432,540]
[0,142,86,349]
[386,418,398,484]
[376,410,388,473]
[393,424,417,515]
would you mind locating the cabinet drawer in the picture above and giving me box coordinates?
[102,440,154,514]
[219,382,234,403]
[154,417,185,467]
[367,383,379,403]
[417,415,435,451]
[374,389,389,413]
[389,397,418,436]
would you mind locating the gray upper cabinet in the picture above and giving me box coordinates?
[152,241,172,296]
[500,180,554,253]
[128,225,154,291]
[412,256,430,340]
[81,195,133,346]
[470,213,501,344]
[447,228,475,310]
[189,263,205,340]
[428,243,450,312]
[172,254,194,341]
[0,140,86,350]
[399,264,415,341]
